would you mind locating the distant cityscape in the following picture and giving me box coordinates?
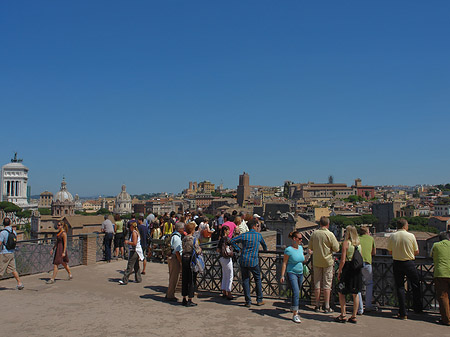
[1,153,449,256]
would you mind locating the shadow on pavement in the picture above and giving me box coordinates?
[140,293,180,306]
[144,285,167,293]
[108,278,122,283]
[248,307,292,322]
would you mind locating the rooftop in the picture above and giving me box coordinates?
[1,260,446,336]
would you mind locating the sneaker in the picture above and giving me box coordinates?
[182,298,188,306]
[323,306,334,313]
[17,284,24,290]
[118,280,126,285]
[68,274,73,281]
[46,279,55,284]
[293,315,301,323]
[396,314,407,320]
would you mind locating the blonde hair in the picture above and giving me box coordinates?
[185,222,196,234]
[130,222,140,237]
[344,226,360,246]
[234,216,242,226]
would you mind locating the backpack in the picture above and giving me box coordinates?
[163,232,177,256]
[191,238,205,273]
[350,245,363,271]
[2,228,17,251]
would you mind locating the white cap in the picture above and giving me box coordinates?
[253,214,261,218]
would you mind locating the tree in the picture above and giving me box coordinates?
[96,208,111,215]
[0,201,21,213]
[38,208,51,215]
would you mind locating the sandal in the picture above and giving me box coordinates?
[334,315,347,323]
[348,316,357,324]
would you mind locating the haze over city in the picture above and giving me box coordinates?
[1,1,449,195]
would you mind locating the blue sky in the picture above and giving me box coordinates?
[1,1,449,196]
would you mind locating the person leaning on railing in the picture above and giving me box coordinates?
[357,226,376,314]
[230,218,267,308]
[387,218,422,320]
[430,231,450,326]
[308,216,339,313]
[217,225,234,300]
[335,226,362,324]
[113,214,125,259]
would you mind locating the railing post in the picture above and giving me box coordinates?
[81,233,98,265]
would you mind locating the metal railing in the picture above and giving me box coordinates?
[196,248,438,311]
[96,232,105,262]
[1,235,84,279]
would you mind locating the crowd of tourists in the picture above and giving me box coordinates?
[1,212,449,326]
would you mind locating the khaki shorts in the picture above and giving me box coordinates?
[313,265,334,290]
[0,253,17,276]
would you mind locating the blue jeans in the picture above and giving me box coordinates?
[287,272,303,312]
[104,232,113,261]
[358,262,374,313]
[241,265,263,304]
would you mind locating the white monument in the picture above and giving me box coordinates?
[1,153,29,207]
[114,185,132,215]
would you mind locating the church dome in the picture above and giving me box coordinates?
[54,178,74,202]
[116,185,131,202]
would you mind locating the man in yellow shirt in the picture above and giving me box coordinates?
[309,216,339,313]
[387,218,422,319]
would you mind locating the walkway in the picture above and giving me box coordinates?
[1,260,447,337]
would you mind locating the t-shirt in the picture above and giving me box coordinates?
[431,240,450,278]
[284,246,305,275]
[223,221,236,238]
[309,227,340,267]
[359,234,375,264]
[115,220,124,234]
[345,241,362,262]
[387,229,418,261]
[0,226,17,254]
[138,224,148,248]
[101,219,115,233]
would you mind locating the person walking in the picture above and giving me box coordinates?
[357,226,376,314]
[0,218,24,290]
[217,225,234,300]
[113,214,125,259]
[280,231,305,323]
[101,215,115,262]
[430,231,450,326]
[181,222,201,306]
[165,222,184,302]
[387,218,422,319]
[335,226,362,324]
[119,221,143,285]
[308,216,340,313]
[230,219,267,307]
[46,222,72,284]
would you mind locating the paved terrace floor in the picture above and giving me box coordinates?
[1,260,447,337]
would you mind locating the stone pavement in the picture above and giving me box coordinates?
[1,260,447,337]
